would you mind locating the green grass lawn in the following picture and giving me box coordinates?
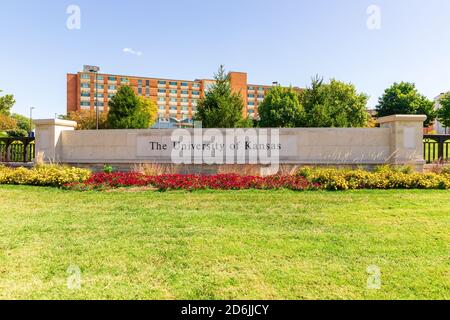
[0,186,448,300]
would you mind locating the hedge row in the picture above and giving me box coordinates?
[298,166,450,190]
[0,165,91,187]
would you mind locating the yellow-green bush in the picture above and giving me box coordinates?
[297,166,450,190]
[0,165,91,187]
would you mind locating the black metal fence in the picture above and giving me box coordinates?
[0,137,35,163]
[423,135,450,163]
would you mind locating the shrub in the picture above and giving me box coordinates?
[103,164,114,174]
[442,166,450,175]
[0,165,91,187]
[297,166,450,190]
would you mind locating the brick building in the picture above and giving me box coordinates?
[67,68,297,122]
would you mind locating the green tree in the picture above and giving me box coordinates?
[258,86,304,127]
[0,90,15,115]
[11,113,33,132]
[0,114,16,131]
[300,77,369,127]
[107,86,154,129]
[63,110,108,130]
[138,96,158,128]
[376,82,435,127]
[194,65,249,128]
[437,92,450,132]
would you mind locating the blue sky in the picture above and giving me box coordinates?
[1,0,450,118]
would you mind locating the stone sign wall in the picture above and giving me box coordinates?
[34,115,427,171]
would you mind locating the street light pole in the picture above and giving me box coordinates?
[95,71,99,130]
[29,107,35,137]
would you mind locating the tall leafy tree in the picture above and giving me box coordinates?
[376,82,435,127]
[0,90,26,137]
[63,110,108,130]
[258,85,304,127]
[194,65,249,128]
[107,85,155,129]
[0,114,16,130]
[0,90,15,115]
[138,96,158,128]
[11,113,33,132]
[300,77,369,127]
[436,92,450,133]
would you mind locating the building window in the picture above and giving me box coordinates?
[248,109,254,114]
[138,88,142,95]
[248,102,255,106]
[108,76,116,81]
[181,82,188,87]
[108,94,114,99]
[81,101,90,106]
[170,90,177,94]
[248,86,254,90]
[182,106,188,111]
[170,106,177,111]
[96,84,104,90]
[81,92,90,97]
[192,91,200,96]
[192,83,200,88]
[108,85,116,90]
[158,80,166,85]
[146,80,150,86]
[81,74,90,79]
[258,94,264,99]
[181,90,189,95]
[248,94,255,98]
[138,79,142,85]
[158,89,166,93]
[158,105,165,111]
[181,98,189,103]
[146,87,150,96]
[121,77,129,82]
[170,98,178,102]
[258,87,264,91]
[169,81,178,86]
[81,83,90,88]
[97,76,104,81]
[158,97,165,102]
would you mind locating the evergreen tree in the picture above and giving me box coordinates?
[194,65,249,128]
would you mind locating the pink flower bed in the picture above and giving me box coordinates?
[64,172,320,191]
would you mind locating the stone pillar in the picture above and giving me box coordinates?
[34,119,77,162]
[377,115,426,171]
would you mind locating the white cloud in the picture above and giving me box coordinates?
[122,48,143,56]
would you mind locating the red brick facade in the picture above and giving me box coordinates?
[67,70,296,120]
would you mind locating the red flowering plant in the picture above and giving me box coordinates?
[63,172,320,191]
